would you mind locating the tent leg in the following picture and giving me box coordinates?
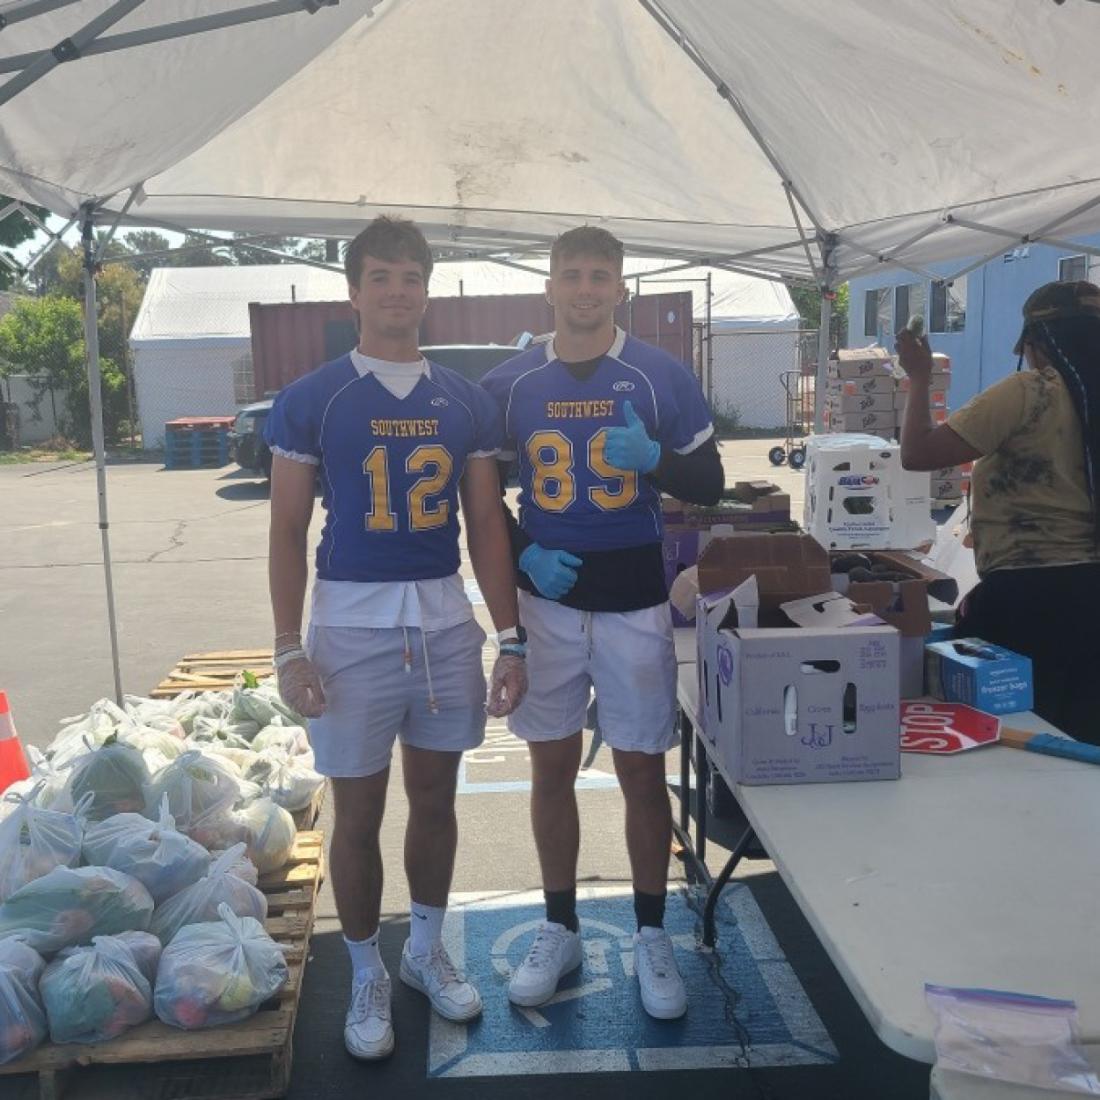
[81,205,124,705]
[813,291,832,434]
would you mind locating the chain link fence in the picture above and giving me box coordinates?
[693,325,818,432]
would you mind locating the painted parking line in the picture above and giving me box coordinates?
[427,885,838,1078]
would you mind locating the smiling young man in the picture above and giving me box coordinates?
[480,226,723,1019]
[265,216,527,1060]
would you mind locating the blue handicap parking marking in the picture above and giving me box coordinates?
[428,886,838,1077]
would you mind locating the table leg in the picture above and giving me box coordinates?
[695,728,708,868]
[702,821,757,949]
[679,708,692,834]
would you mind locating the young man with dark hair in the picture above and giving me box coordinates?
[266,216,527,1059]
[481,225,723,1020]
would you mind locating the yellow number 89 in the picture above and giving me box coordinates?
[526,428,638,513]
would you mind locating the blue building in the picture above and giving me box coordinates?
[847,235,1099,408]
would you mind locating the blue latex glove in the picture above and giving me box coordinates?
[519,543,583,600]
[604,400,661,474]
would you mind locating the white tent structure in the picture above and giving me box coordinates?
[129,264,348,447]
[3,0,1100,697]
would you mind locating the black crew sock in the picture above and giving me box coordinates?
[634,888,667,931]
[544,888,579,933]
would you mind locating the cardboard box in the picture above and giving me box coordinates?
[681,481,792,528]
[831,376,897,396]
[829,410,898,433]
[896,372,951,394]
[697,580,900,786]
[828,346,895,379]
[827,391,896,414]
[931,477,967,500]
[925,638,1034,715]
[894,388,948,410]
[804,437,934,550]
[831,550,959,695]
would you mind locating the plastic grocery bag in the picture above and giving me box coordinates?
[251,724,311,758]
[41,935,152,1044]
[155,903,288,1029]
[65,737,151,823]
[114,929,162,985]
[84,797,211,905]
[234,798,296,875]
[142,750,243,847]
[207,848,259,886]
[0,865,154,956]
[926,985,1100,1095]
[150,843,267,946]
[248,749,322,814]
[0,938,47,1065]
[0,787,89,901]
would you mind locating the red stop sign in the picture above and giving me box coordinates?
[900,700,1001,754]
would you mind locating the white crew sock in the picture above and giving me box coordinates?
[344,930,386,983]
[409,901,446,958]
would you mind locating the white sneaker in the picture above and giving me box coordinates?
[399,940,482,1022]
[633,927,687,1020]
[344,973,394,1060]
[507,921,583,1007]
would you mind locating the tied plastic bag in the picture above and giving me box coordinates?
[247,749,322,814]
[150,843,267,946]
[0,787,90,902]
[143,750,244,848]
[0,866,154,956]
[41,935,153,1044]
[0,938,47,1065]
[155,903,288,1030]
[114,930,162,985]
[926,985,1100,1095]
[84,797,211,905]
[233,798,296,875]
[208,849,259,886]
[251,724,311,759]
[66,736,151,823]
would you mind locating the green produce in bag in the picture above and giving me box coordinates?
[66,737,150,823]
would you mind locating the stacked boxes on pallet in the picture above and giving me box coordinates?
[822,348,898,436]
[163,416,236,470]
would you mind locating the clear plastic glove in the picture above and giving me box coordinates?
[604,400,661,473]
[519,543,583,600]
[487,654,527,718]
[275,653,325,718]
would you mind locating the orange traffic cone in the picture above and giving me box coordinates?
[0,690,30,794]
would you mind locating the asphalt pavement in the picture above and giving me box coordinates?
[0,442,932,1099]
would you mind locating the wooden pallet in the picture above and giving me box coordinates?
[151,650,275,699]
[0,831,325,1100]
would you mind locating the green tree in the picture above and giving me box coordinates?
[789,282,849,349]
[0,198,51,290]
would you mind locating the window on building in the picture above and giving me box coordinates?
[1059,254,1088,283]
[930,278,967,333]
[895,283,926,331]
[863,287,893,338]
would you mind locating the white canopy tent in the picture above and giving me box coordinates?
[3,0,1100,697]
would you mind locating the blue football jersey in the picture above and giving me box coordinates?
[481,329,713,552]
[265,354,502,581]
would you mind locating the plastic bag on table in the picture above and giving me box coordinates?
[150,843,267,946]
[0,747,74,816]
[114,929,162,985]
[65,737,150,823]
[0,865,154,956]
[233,798,296,875]
[926,984,1100,1095]
[251,724,311,759]
[246,749,322,814]
[154,902,288,1029]
[84,797,211,904]
[207,848,259,886]
[0,938,47,1065]
[0,787,89,901]
[142,750,242,841]
[41,935,152,1044]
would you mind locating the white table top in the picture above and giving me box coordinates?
[677,661,1100,1065]
[930,1053,1100,1100]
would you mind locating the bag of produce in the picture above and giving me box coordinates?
[114,929,162,985]
[65,737,150,823]
[0,788,89,901]
[155,903,288,1029]
[0,938,47,1065]
[233,798,296,875]
[150,843,267,946]
[207,848,259,886]
[41,935,152,1044]
[0,866,154,956]
[142,750,242,845]
[251,723,311,758]
[84,797,211,905]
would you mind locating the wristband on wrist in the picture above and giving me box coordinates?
[274,630,301,645]
[273,646,307,670]
[499,642,527,659]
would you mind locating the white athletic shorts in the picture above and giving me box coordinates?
[509,590,678,755]
[304,618,487,778]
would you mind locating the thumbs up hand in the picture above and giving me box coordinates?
[604,399,661,473]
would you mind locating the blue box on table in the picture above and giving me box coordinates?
[924,637,1033,715]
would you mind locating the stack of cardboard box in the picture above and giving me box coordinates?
[823,348,897,435]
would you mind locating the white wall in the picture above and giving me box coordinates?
[1,374,65,445]
[132,339,246,449]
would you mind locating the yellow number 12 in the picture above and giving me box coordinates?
[363,444,453,532]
